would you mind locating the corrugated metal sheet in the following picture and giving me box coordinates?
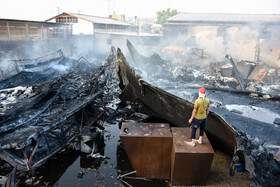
[67,12,131,26]
[0,18,66,26]
[166,12,280,23]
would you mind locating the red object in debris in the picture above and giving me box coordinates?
[199,87,206,94]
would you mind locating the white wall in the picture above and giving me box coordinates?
[72,19,93,35]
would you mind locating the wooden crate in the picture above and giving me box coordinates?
[171,127,214,186]
[120,122,172,179]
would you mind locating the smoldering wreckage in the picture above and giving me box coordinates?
[0,40,279,187]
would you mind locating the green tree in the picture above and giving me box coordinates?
[156,8,178,24]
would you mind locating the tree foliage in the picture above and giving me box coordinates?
[156,8,178,24]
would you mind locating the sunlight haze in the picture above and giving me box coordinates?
[0,0,279,21]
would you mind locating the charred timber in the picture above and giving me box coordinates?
[226,54,245,91]
[0,53,112,171]
[0,50,65,84]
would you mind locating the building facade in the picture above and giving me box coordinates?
[0,19,71,40]
[45,12,136,35]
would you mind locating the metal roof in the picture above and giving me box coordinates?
[0,18,67,26]
[166,12,280,23]
[46,12,132,26]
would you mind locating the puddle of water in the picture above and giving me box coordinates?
[17,123,169,187]
[225,104,280,125]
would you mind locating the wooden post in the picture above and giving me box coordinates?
[255,27,261,64]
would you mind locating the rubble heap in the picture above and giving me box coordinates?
[120,40,280,187]
[0,51,111,171]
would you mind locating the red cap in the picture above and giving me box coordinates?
[199,87,206,94]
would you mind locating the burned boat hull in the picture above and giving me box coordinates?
[116,48,236,155]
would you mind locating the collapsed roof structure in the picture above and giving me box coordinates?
[0,50,115,171]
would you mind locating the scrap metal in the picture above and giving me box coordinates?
[0,50,115,171]
[248,65,269,82]
[225,54,245,91]
[0,50,65,84]
[116,40,280,187]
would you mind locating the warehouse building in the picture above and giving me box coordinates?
[0,19,71,40]
[45,12,136,35]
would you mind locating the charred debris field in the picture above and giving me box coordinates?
[0,41,279,187]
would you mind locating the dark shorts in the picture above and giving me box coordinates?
[190,118,206,139]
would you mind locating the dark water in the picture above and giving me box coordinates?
[17,123,168,187]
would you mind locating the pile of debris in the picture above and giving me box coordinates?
[130,40,280,98]
[0,45,160,186]
[0,50,67,87]
[120,40,280,187]
[0,49,114,173]
[0,41,279,186]
[212,55,280,95]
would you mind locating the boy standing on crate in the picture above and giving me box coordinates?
[186,87,210,147]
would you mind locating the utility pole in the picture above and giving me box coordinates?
[107,0,111,15]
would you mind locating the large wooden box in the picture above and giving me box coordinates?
[171,127,214,186]
[120,123,172,179]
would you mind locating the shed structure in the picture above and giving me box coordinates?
[45,12,136,35]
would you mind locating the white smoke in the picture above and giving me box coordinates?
[0,52,20,81]
[188,26,225,61]
[226,26,257,62]
[260,27,280,67]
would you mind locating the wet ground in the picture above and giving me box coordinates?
[14,121,167,187]
[12,121,250,187]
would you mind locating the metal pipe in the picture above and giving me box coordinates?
[28,138,41,167]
